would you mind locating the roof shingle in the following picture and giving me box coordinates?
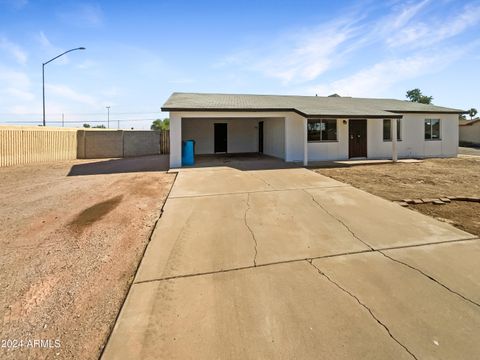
[162,92,465,117]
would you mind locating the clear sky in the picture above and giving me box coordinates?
[0,0,479,129]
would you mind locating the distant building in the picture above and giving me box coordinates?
[459,119,480,146]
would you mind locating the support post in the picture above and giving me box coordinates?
[392,118,398,162]
[169,113,182,168]
[303,118,308,166]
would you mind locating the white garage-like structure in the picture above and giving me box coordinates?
[162,92,464,168]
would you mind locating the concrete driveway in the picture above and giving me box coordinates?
[102,165,480,360]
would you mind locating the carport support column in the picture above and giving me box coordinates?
[170,113,182,168]
[392,118,398,162]
[303,117,308,166]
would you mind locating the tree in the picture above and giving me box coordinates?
[151,118,170,131]
[406,88,433,104]
[83,123,91,128]
[92,124,106,128]
[468,108,478,120]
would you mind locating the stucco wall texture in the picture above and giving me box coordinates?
[0,126,167,167]
[459,123,480,145]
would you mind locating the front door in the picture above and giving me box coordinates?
[258,121,264,153]
[349,120,367,158]
[214,123,227,153]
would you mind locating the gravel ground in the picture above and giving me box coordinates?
[314,157,480,237]
[0,156,175,360]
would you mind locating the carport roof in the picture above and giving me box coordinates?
[162,92,465,118]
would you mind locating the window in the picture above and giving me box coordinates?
[383,119,401,141]
[307,119,337,142]
[425,119,440,140]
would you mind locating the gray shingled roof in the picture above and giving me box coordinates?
[162,92,465,118]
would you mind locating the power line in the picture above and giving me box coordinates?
[0,111,164,116]
[2,118,159,124]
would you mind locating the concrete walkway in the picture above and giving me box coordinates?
[102,166,480,360]
[459,146,480,157]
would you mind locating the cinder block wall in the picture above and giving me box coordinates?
[77,130,164,158]
[124,131,161,157]
[78,130,124,158]
[0,126,77,167]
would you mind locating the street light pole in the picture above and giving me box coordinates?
[42,47,85,126]
[42,64,46,126]
[106,106,110,128]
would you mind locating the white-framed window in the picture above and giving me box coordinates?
[383,119,402,141]
[307,119,337,142]
[425,119,441,140]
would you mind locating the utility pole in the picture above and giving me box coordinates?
[106,106,110,128]
[62,113,64,127]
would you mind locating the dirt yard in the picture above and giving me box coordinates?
[0,156,175,359]
[314,157,480,237]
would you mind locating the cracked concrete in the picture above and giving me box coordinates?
[134,193,255,282]
[103,261,414,360]
[304,188,374,251]
[305,186,472,248]
[313,251,480,360]
[307,260,418,360]
[244,193,258,266]
[382,239,480,306]
[103,164,480,359]
[378,250,480,308]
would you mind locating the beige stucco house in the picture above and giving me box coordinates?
[162,92,465,167]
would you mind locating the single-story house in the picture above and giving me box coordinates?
[459,119,480,146]
[161,92,465,167]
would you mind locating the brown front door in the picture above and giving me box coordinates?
[349,120,367,158]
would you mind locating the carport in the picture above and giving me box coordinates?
[181,116,285,158]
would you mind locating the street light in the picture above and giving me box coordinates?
[106,106,110,128]
[42,47,86,126]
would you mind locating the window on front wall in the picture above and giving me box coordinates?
[425,119,441,140]
[383,119,402,141]
[307,119,337,141]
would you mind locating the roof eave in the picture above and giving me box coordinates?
[161,107,302,114]
[305,114,402,119]
[388,110,466,114]
[161,107,402,118]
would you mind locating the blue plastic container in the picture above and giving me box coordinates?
[182,140,195,166]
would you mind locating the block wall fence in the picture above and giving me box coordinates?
[0,126,169,167]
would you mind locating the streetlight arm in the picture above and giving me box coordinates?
[42,46,85,126]
[43,47,86,66]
